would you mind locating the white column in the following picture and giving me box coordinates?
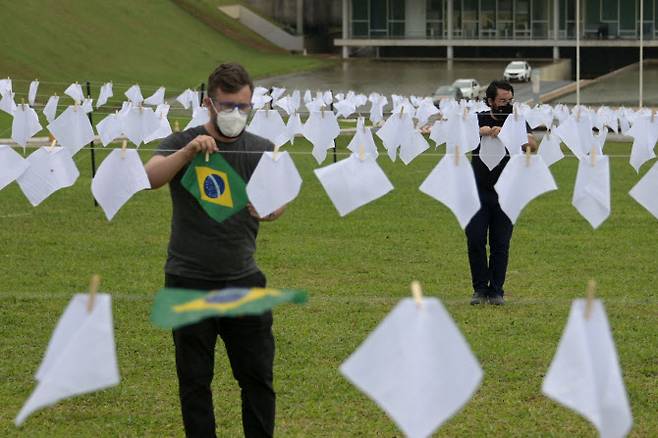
[447,0,454,60]
[342,0,349,59]
[553,0,560,59]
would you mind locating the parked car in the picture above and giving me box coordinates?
[503,61,532,82]
[431,85,463,106]
[451,79,482,100]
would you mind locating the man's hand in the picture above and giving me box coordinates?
[479,126,501,137]
[183,135,219,159]
[247,203,286,222]
[490,126,502,137]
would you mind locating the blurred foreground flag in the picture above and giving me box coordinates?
[340,297,482,438]
[15,293,119,426]
[542,299,633,438]
[151,287,308,329]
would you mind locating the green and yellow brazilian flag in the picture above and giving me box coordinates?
[181,152,248,223]
[151,287,308,329]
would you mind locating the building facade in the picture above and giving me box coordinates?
[336,0,658,58]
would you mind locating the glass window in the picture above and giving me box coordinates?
[532,0,549,21]
[389,21,405,36]
[620,0,635,30]
[585,0,599,28]
[427,21,443,37]
[390,0,405,20]
[498,0,513,21]
[352,22,369,37]
[426,0,443,21]
[601,0,618,22]
[352,0,368,20]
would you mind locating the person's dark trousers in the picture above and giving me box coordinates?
[167,271,275,438]
[465,189,514,296]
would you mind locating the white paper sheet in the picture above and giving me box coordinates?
[96,113,123,146]
[542,299,633,438]
[444,111,480,154]
[0,89,17,115]
[494,154,558,224]
[302,110,340,164]
[497,112,528,155]
[143,104,172,144]
[15,293,120,426]
[347,117,378,158]
[11,104,42,147]
[340,298,483,438]
[376,112,415,162]
[572,155,611,229]
[96,82,113,108]
[314,154,393,216]
[419,153,481,229]
[28,80,39,106]
[0,145,30,191]
[246,109,289,149]
[47,106,95,156]
[16,147,79,206]
[555,115,594,160]
[629,160,658,219]
[64,83,84,102]
[184,106,210,131]
[144,86,165,106]
[538,129,564,167]
[124,84,143,104]
[92,149,151,220]
[479,136,507,170]
[43,95,59,123]
[246,151,303,218]
[122,106,161,146]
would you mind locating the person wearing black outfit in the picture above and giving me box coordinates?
[467,80,537,305]
[145,63,285,438]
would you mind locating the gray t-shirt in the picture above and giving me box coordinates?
[155,126,273,281]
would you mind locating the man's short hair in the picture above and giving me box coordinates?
[207,63,254,96]
[486,80,514,101]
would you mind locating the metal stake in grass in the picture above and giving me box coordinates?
[410,280,423,309]
[584,279,597,320]
[87,274,101,313]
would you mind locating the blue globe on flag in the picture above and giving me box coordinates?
[203,174,225,199]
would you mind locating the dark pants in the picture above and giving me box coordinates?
[465,190,514,296]
[167,271,275,438]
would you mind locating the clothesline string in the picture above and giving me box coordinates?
[4,144,648,159]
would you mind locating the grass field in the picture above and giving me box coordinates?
[0,137,656,437]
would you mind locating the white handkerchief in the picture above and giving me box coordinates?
[494,155,558,223]
[144,106,172,144]
[43,95,59,123]
[246,109,289,149]
[92,149,151,220]
[184,106,210,131]
[47,106,95,156]
[121,106,161,146]
[629,160,658,219]
[538,130,564,167]
[572,155,610,229]
[347,117,378,158]
[0,78,11,96]
[124,84,143,104]
[627,116,658,172]
[96,113,124,146]
[415,99,439,126]
[400,130,429,165]
[444,111,480,154]
[11,104,42,147]
[376,112,415,162]
[15,293,120,426]
[16,147,80,206]
[0,145,30,190]
[479,136,506,170]
[82,98,93,114]
[334,99,356,118]
[64,83,84,102]
[429,119,447,148]
[270,87,285,101]
[28,80,39,106]
[498,113,528,155]
[144,86,165,106]
[542,299,633,438]
[96,82,113,108]
[246,151,303,218]
[176,89,195,110]
[286,113,303,145]
[302,111,340,164]
[0,89,17,115]
[419,154,481,229]
[314,154,393,216]
[340,298,482,438]
[555,115,593,160]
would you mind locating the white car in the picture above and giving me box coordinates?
[451,79,482,100]
[504,61,532,82]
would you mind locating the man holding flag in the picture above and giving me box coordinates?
[145,63,285,438]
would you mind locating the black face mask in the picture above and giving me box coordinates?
[495,104,513,116]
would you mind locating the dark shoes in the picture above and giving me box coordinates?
[470,290,505,305]
[470,290,488,305]
[487,294,505,305]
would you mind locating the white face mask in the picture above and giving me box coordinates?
[215,108,248,138]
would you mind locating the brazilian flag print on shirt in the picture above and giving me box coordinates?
[181,152,248,223]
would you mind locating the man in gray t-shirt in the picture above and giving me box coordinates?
[145,63,284,438]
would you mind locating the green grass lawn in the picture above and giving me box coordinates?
[0,138,656,437]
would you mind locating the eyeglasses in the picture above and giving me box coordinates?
[209,100,253,115]
[494,98,514,105]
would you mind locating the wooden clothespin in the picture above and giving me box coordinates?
[358,142,365,161]
[86,274,101,313]
[120,139,128,159]
[205,151,210,162]
[48,138,57,151]
[651,108,656,123]
[525,142,532,167]
[400,105,404,118]
[584,279,597,320]
[576,107,581,122]
[590,145,597,167]
[454,144,460,165]
[174,120,180,132]
[273,144,280,161]
[410,280,424,309]
[463,106,468,120]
